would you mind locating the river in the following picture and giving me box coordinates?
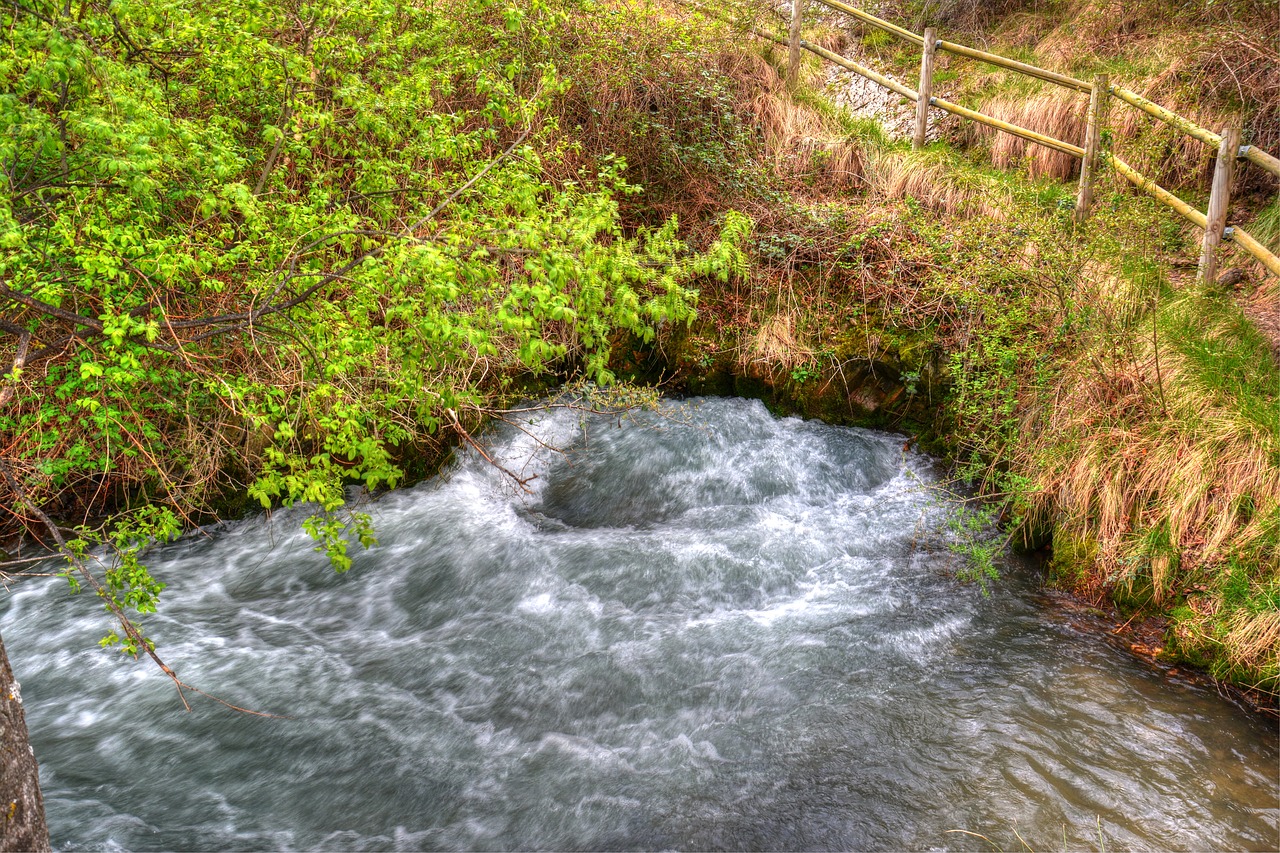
[3,397,1276,850]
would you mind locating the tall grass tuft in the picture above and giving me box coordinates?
[973,90,1086,182]
[1022,288,1279,695]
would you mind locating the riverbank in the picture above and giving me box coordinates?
[3,0,1276,704]
[617,319,1280,718]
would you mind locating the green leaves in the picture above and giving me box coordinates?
[0,0,758,640]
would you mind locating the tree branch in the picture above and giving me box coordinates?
[0,331,31,408]
[0,459,283,718]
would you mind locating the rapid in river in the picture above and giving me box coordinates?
[3,397,1276,851]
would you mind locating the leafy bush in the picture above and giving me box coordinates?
[0,0,751,634]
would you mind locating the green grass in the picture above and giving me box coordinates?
[1248,197,1280,253]
[1161,293,1280,440]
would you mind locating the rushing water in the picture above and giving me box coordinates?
[3,397,1277,851]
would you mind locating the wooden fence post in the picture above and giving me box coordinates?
[913,27,937,150]
[787,0,806,90]
[1198,123,1242,285]
[1074,74,1107,222]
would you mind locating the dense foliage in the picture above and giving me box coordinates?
[0,0,750,643]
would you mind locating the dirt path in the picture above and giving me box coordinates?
[1242,290,1280,364]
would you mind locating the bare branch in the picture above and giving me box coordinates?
[446,409,537,492]
[0,331,31,408]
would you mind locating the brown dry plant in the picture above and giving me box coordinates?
[1023,292,1280,611]
[744,312,815,372]
[865,150,1005,218]
[972,89,1086,182]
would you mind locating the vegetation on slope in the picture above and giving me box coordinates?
[694,0,1279,700]
[0,0,753,640]
[900,0,1279,701]
[2,0,1276,702]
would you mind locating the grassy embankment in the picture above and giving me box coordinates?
[657,0,1279,702]
[1,0,1276,699]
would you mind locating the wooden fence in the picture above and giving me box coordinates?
[756,0,1280,282]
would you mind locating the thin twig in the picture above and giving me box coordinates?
[0,330,31,407]
[0,458,283,718]
[446,410,536,491]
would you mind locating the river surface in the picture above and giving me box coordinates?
[3,397,1277,851]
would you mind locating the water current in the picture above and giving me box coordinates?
[3,397,1277,851]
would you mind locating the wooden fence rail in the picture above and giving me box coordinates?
[766,0,1280,280]
[761,28,1086,156]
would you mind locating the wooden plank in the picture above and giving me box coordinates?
[1075,75,1107,222]
[787,0,806,89]
[932,96,1084,157]
[1198,124,1242,285]
[1231,226,1280,279]
[808,0,922,45]
[1106,152,1206,227]
[913,27,937,150]
[937,40,1090,93]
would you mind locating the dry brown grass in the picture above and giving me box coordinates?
[865,150,1004,218]
[990,10,1059,51]
[1223,608,1280,689]
[744,313,813,372]
[971,90,1086,182]
[1036,0,1167,61]
[810,27,850,56]
[763,98,868,191]
[946,0,1279,195]
[1039,398,1279,585]
[1025,291,1280,604]
[736,51,870,195]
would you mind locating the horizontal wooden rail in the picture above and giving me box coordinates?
[936,41,1089,93]
[1232,226,1280,278]
[1111,86,1221,148]
[1108,153,1280,276]
[1111,87,1280,179]
[749,1,1280,279]
[1243,146,1280,178]
[931,96,1085,157]
[798,37,919,101]
[778,33,1087,160]
[809,0,922,45]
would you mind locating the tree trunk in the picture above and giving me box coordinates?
[0,632,49,852]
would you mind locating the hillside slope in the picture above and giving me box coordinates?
[663,0,1280,703]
